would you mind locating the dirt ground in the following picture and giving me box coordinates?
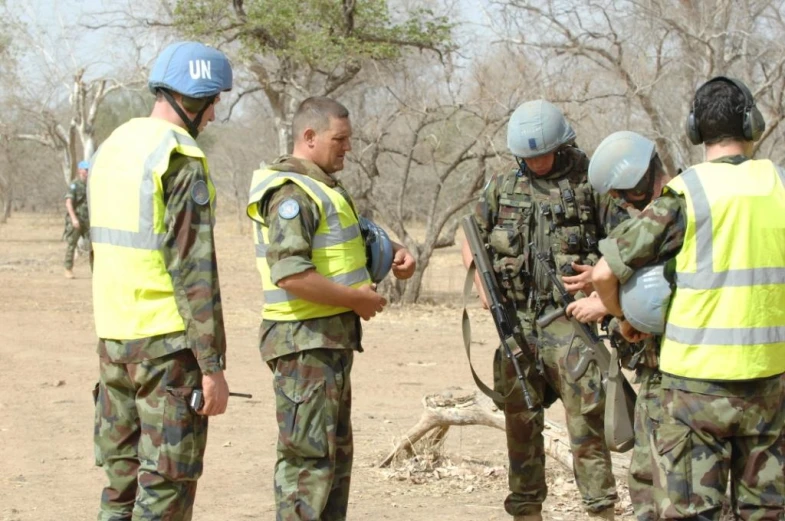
[0,212,635,521]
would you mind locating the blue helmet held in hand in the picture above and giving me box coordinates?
[619,263,673,334]
[359,217,393,283]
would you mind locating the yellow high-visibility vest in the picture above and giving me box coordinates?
[89,118,214,339]
[661,159,785,380]
[247,168,370,321]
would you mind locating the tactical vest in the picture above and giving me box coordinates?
[660,160,785,380]
[89,118,214,340]
[489,146,600,305]
[247,169,371,321]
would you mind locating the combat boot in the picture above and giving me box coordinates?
[588,507,615,520]
[64,268,75,279]
[513,515,543,521]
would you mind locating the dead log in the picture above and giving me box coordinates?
[379,388,630,479]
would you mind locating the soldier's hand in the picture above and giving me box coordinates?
[562,262,594,294]
[71,217,81,230]
[565,292,607,323]
[619,319,651,343]
[392,248,416,280]
[199,370,229,416]
[353,284,387,321]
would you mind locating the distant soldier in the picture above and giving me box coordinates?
[593,77,785,520]
[63,160,90,279]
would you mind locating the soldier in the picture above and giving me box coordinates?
[89,42,233,520]
[592,76,785,520]
[246,96,416,521]
[461,100,618,521]
[63,159,90,279]
[565,131,674,521]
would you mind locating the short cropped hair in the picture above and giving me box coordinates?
[693,80,747,144]
[292,97,350,141]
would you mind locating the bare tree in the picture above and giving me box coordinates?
[491,0,785,169]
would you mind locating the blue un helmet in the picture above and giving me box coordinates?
[507,100,576,159]
[589,131,655,195]
[77,160,90,170]
[359,217,394,283]
[148,41,233,137]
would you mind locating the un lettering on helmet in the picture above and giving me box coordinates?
[189,60,212,80]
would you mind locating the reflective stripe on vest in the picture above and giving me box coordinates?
[248,169,370,320]
[660,160,785,380]
[89,118,213,339]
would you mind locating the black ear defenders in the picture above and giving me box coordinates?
[685,76,766,145]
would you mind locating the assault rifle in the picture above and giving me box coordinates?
[461,215,538,411]
[530,243,637,453]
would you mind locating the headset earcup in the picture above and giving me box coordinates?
[685,111,702,145]
[748,106,766,141]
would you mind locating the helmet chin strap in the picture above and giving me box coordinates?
[159,89,214,138]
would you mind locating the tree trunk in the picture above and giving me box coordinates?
[380,389,631,479]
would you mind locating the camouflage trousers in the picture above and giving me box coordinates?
[94,345,207,521]
[64,219,89,269]
[494,308,617,516]
[628,368,662,521]
[268,349,354,521]
[652,374,785,520]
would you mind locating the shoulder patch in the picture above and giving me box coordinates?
[190,180,210,206]
[278,198,300,220]
[70,183,76,190]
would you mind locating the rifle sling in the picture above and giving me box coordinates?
[462,263,526,405]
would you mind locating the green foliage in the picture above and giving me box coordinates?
[172,0,453,69]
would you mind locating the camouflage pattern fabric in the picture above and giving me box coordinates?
[267,348,354,521]
[98,155,227,375]
[94,345,207,521]
[64,178,90,269]
[494,308,617,516]
[600,154,785,520]
[254,155,363,520]
[652,374,785,520]
[473,145,618,516]
[627,368,661,521]
[256,155,362,362]
[94,153,227,520]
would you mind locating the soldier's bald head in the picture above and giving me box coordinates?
[292,97,350,143]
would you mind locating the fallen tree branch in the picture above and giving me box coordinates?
[380,388,630,480]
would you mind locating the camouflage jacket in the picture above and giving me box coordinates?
[97,154,227,375]
[598,197,660,370]
[256,155,362,363]
[64,178,89,223]
[472,145,604,307]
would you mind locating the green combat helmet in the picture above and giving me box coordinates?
[588,131,655,195]
[507,100,577,158]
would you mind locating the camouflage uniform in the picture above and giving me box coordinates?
[63,177,90,269]
[474,146,618,517]
[93,154,227,521]
[599,154,785,520]
[601,200,662,521]
[254,155,361,521]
